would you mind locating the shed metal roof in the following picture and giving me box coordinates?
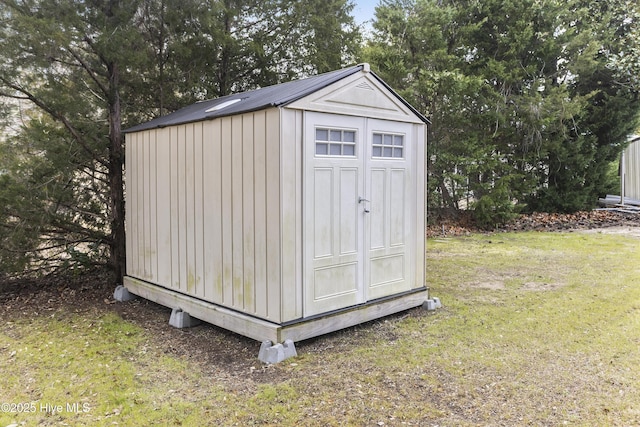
[125,64,427,133]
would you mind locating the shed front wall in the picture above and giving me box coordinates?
[287,70,427,317]
[300,111,427,316]
[125,108,287,323]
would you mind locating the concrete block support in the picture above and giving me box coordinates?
[258,339,297,364]
[169,308,201,328]
[423,297,442,311]
[113,285,135,302]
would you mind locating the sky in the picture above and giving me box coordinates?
[351,0,378,29]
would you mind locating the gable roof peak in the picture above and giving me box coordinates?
[125,64,427,133]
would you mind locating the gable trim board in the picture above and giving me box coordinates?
[286,70,424,123]
[123,64,428,342]
[125,64,427,133]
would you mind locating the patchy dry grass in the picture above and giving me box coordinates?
[1,230,640,426]
[425,231,640,425]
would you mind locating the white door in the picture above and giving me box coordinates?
[365,119,413,299]
[304,113,366,316]
[304,113,413,316]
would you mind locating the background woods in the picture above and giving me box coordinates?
[364,0,640,226]
[1,0,639,280]
[0,0,360,280]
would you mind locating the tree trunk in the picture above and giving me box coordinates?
[218,0,234,97]
[108,61,126,283]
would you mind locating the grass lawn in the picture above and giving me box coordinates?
[1,230,639,426]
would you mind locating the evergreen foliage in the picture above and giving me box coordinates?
[365,0,640,226]
[1,0,639,278]
[0,0,360,279]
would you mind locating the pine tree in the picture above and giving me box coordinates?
[526,0,640,211]
[0,0,146,279]
[365,0,640,225]
[0,0,362,280]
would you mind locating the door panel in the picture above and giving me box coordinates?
[339,168,359,255]
[313,168,334,258]
[389,169,406,246]
[370,254,404,283]
[369,168,386,249]
[313,262,358,300]
[304,113,365,316]
[366,119,413,300]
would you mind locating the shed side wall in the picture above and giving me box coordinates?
[125,108,283,323]
[414,123,427,290]
[624,140,640,201]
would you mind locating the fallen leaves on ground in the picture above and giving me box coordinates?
[426,210,640,237]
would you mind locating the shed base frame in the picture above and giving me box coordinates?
[123,276,427,343]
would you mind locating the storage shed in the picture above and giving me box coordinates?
[122,64,428,344]
[621,135,640,203]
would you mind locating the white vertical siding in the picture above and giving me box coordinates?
[280,109,304,321]
[202,120,223,302]
[176,124,188,293]
[169,126,181,289]
[231,116,243,308]
[220,118,233,306]
[148,130,159,281]
[125,109,284,322]
[265,108,282,321]
[253,112,268,319]
[194,124,205,298]
[414,123,427,290]
[137,132,148,278]
[624,140,640,201]
[155,128,172,287]
[141,131,151,278]
[242,114,256,313]
[124,132,135,276]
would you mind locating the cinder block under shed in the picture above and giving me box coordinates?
[113,285,135,302]
[169,308,201,328]
[258,340,298,364]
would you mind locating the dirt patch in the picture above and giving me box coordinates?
[470,280,563,292]
[469,280,564,291]
[579,225,640,238]
[521,281,564,291]
[472,281,506,290]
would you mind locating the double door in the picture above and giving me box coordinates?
[304,112,414,316]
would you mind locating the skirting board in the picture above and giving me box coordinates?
[123,276,428,343]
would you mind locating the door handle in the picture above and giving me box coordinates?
[359,197,370,213]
